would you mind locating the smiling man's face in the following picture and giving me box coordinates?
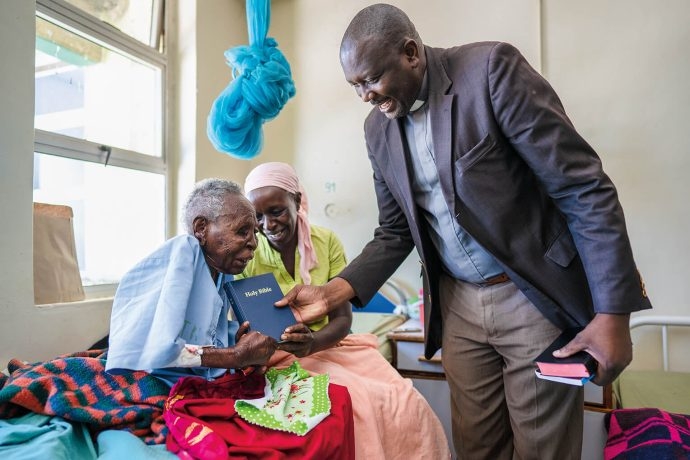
[341,36,424,119]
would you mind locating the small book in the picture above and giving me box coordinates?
[224,273,297,342]
[534,328,597,378]
[535,370,595,386]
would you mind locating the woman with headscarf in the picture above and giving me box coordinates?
[240,162,352,356]
[239,162,451,459]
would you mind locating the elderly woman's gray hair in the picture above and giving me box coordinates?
[182,178,244,233]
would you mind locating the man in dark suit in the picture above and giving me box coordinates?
[278,4,652,458]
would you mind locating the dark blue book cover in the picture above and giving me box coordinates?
[224,273,296,341]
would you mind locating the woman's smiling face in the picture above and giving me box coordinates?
[247,185,300,252]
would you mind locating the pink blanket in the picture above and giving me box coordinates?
[605,408,690,459]
[269,333,451,460]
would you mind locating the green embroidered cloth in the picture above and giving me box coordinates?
[235,361,331,435]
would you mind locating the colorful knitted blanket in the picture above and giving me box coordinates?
[0,349,169,444]
[605,408,690,459]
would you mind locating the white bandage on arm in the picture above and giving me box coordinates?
[167,344,210,368]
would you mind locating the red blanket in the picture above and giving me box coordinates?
[164,370,355,460]
[605,408,690,459]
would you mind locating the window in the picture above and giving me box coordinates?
[34,0,167,294]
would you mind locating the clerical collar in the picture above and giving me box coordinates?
[408,70,430,113]
[410,99,425,112]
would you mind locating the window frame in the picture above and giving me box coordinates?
[34,0,169,298]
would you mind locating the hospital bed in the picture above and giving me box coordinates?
[0,280,413,458]
[603,315,690,458]
[613,315,690,413]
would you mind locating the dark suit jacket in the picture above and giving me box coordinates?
[339,42,652,358]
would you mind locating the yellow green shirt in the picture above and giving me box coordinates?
[235,224,347,331]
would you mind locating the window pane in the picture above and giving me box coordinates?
[63,0,159,46]
[33,153,166,286]
[35,16,162,157]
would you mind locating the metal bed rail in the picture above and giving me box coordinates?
[629,315,690,372]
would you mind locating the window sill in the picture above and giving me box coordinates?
[35,296,114,310]
[84,283,118,299]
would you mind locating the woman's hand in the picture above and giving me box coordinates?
[229,321,270,375]
[235,321,251,343]
[203,323,276,370]
[277,323,314,357]
[201,323,276,374]
[233,329,277,368]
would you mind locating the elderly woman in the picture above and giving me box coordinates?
[238,162,451,460]
[105,178,276,383]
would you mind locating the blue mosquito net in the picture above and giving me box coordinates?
[207,0,296,159]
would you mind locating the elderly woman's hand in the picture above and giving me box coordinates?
[233,321,276,372]
[202,324,276,370]
[235,321,251,343]
[277,323,314,357]
[233,329,277,368]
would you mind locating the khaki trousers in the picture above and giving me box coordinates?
[439,273,583,460]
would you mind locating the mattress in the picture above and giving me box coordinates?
[614,369,690,415]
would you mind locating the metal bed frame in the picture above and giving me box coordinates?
[629,315,690,371]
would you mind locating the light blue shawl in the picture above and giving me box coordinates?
[105,235,232,382]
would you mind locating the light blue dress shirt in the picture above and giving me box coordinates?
[403,78,503,284]
[105,234,235,383]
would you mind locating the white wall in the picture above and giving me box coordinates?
[1,0,688,370]
[169,0,299,232]
[541,0,690,370]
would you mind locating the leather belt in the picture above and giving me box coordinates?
[478,273,510,287]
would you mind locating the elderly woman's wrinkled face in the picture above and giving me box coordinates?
[196,194,258,276]
[247,186,299,254]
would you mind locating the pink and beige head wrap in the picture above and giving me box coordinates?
[244,162,318,284]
